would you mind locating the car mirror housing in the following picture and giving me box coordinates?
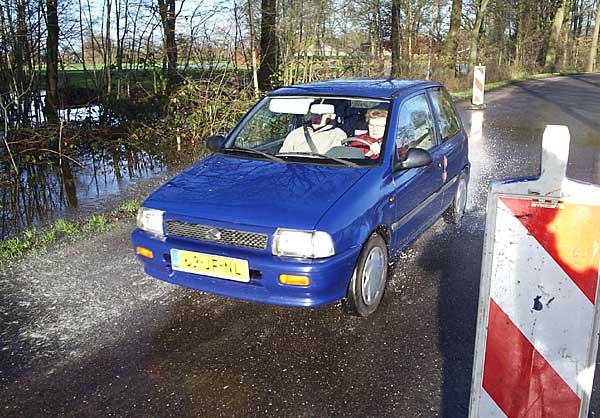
[395,148,433,171]
[205,135,226,152]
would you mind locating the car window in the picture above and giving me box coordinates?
[235,105,294,148]
[226,96,390,166]
[429,88,461,142]
[394,94,436,161]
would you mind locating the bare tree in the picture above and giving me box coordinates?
[158,0,178,89]
[46,0,59,122]
[468,0,490,74]
[587,1,600,71]
[390,0,401,77]
[444,0,462,70]
[258,0,278,90]
[246,0,259,95]
[545,0,569,71]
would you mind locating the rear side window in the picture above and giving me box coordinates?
[429,88,461,142]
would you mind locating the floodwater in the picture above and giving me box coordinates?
[1,146,162,239]
[0,89,208,239]
[1,138,205,240]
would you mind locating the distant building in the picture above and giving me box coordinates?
[294,43,348,57]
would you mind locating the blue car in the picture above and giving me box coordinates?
[132,79,469,316]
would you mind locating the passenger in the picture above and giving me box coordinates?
[279,107,347,155]
[347,108,388,159]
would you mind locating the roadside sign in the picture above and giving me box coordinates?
[469,125,600,418]
[472,66,486,107]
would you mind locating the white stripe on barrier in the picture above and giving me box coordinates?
[490,199,595,393]
[479,389,508,418]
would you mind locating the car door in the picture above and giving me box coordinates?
[390,93,446,250]
[428,87,468,209]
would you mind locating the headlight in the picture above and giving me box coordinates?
[272,229,335,258]
[136,207,164,236]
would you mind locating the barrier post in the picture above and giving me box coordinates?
[470,65,487,110]
[468,125,600,418]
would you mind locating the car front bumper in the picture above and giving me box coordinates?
[131,228,360,308]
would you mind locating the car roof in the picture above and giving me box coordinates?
[269,78,441,100]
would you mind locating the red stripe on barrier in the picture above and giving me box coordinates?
[483,299,581,418]
[500,197,600,304]
[475,79,484,92]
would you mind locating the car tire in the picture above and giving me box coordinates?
[345,234,389,317]
[444,172,468,225]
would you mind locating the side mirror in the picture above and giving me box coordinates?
[395,148,433,171]
[205,135,226,152]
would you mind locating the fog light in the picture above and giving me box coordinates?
[136,246,154,259]
[279,274,310,286]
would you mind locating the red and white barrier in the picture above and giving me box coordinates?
[472,66,486,108]
[469,125,600,418]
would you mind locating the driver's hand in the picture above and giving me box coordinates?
[368,142,381,156]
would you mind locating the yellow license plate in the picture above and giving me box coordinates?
[170,249,250,282]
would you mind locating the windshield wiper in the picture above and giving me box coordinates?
[277,152,360,168]
[222,147,284,163]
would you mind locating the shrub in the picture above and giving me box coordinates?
[53,219,79,235]
[119,200,141,217]
[83,214,108,233]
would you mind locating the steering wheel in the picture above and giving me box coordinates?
[342,136,372,147]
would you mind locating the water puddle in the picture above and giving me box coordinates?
[1,139,205,240]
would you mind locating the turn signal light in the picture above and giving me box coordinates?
[279,274,310,286]
[135,246,154,259]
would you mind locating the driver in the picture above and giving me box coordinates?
[279,105,347,155]
[347,108,388,159]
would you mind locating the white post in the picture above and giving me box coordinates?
[471,65,486,109]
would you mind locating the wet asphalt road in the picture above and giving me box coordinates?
[1,74,600,418]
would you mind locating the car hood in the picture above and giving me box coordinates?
[144,155,369,229]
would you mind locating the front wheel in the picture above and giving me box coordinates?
[444,173,468,225]
[345,234,389,317]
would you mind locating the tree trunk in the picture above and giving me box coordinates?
[444,0,462,70]
[427,2,440,80]
[247,0,259,95]
[390,0,401,77]
[46,0,59,123]
[15,0,30,124]
[544,0,568,72]
[104,0,112,93]
[468,0,490,74]
[257,0,278,91]
[587,2,600,72]
[404,0,412,74]
[158,0,178,90]
[115,0,128,73]
[560,0,571,69]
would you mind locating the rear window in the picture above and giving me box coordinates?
[429,88,461,142]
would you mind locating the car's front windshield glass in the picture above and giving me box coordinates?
[223,96,390,166]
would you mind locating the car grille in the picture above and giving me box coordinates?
[165,220,269,250]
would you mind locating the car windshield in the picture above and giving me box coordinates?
[223,96,391,166]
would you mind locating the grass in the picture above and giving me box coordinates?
[0,199,142,264]
[450,70,581,99]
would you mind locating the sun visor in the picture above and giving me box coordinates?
[309,104,335,115]
[268,98,315,114]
